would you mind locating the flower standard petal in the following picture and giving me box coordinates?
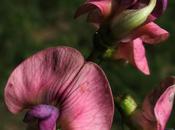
[59,62,114,130]
[4,47,85,114]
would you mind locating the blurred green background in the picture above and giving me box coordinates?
[0,0,174,129]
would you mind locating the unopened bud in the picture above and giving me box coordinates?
[117,95,138,116]
[111,0,157,40]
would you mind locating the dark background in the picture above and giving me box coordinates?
[0,0,174,129]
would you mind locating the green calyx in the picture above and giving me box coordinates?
[111,0,157,40]
[119,95,138,116]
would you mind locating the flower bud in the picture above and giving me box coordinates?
[110,0,157,41]
[116,95,138,116]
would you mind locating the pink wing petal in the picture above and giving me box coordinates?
[4,47,85,114]
[154,86,175,130]
[75,0,112,24]
[142,77,175,130]
[136,22,169,44]
[115,38,150,75]
[59,62,114,130]
[132,38,150,75]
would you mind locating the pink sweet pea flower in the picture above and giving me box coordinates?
[4,47,114,130]
[113,22,169,75]
[75,0,169,75]
[129,77,175,130]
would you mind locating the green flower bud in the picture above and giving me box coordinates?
[119,95,138,116]
[111,0,157,40]
[103,48,115,58]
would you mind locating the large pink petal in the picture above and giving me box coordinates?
[75,0,112,24]
[4,47,85,114]
[59,62,114,130]
[136,22,169,44]
[142,77,175,130]
[114,38,150,75]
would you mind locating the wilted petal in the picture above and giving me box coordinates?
[142,77,175,130]
[75,0,112,23]
[114,38,150,75]
[59,62,114,130]
[4,47,85,114]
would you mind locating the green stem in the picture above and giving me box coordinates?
[86,32,110,63]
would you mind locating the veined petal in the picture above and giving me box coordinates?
[75,0,112,23]
[114,38,150,75]
[59,62,114,130]
[136,22,169,44]
[4,47,85,114]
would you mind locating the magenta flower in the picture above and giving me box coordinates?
[4,47,114,130]
[75,0,169,75]
[129,77,175,130]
